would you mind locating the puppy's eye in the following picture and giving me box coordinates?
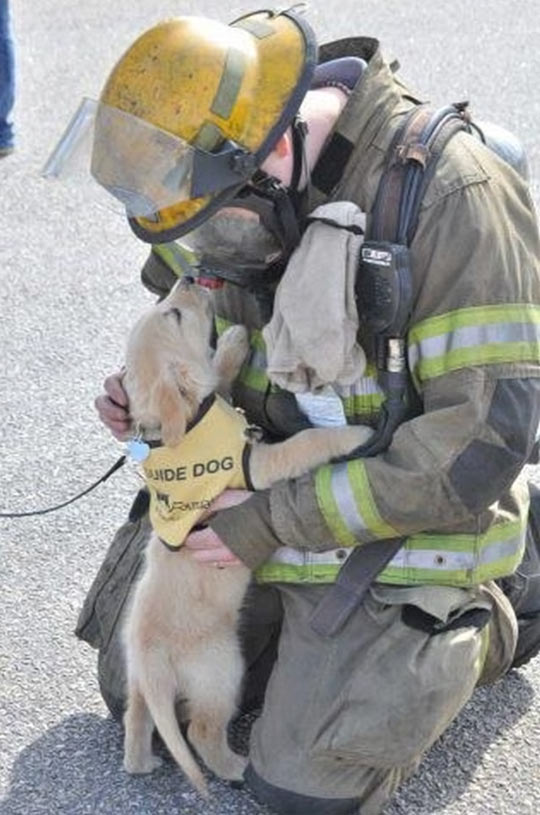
[166,308,182,325]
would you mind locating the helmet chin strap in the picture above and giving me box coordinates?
[288,113,309,212]
[235,112,309,263]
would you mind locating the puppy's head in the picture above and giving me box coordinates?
[124,277,217,447]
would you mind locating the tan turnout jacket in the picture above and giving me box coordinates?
[144,37,540,588]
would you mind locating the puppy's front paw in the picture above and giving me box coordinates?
[350,424,374,447]
[214,325,250,387]
[218,325,249,358]
[124,753,163,775]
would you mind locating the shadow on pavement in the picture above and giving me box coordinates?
[0,711,269,815]
[1,670,534,815]
[385,669,535,813]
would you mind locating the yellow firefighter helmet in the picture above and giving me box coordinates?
[90,9,317,242]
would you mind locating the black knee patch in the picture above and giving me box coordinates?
[245,763,361,814]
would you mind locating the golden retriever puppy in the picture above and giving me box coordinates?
[121,277,373,796]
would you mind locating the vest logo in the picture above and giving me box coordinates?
[155,491,212,517]
[145,455,235,482]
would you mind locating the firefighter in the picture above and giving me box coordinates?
[47,8,540,813]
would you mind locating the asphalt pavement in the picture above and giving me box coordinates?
[1,1,540,813]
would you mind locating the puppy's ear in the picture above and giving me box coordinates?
[155,380,188,447]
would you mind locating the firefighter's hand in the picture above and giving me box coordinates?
[185,489,252,567]
[94,370,131,440]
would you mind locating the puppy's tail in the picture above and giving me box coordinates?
[142,676,208,797]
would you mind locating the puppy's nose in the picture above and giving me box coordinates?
[180,274,195,287]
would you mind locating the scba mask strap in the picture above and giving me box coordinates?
[191,112,309,288]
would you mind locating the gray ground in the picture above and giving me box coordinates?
[1,1,539,813]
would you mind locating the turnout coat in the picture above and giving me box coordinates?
[143,36,540,590]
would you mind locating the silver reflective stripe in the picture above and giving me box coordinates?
[389,548,472,571]
[388,534,523,571]
[478,536,524,564]
[331,462,370,539]
[408,321,540,371]
[267,546,353,566]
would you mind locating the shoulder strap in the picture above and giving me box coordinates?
[308,105,472,637]
[370,103,470,246]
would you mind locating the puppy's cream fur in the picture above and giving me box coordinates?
[122,278,372,795]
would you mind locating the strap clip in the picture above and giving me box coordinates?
[396,141,430,167]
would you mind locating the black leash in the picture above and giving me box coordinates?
[0,455,127,518]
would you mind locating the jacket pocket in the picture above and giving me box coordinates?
[75,493,150,650]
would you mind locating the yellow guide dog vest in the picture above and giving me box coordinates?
[141,395,252,549]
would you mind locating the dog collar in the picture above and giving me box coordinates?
[127,393,217,462]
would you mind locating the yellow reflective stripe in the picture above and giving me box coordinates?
[341,392,385,419]
[334,363,385,419]
[408,304,540,384]
[255,543,524,587]
[406,519,524,551]
[253,517,526,587]
[255,549,523,586]
[348,460,400,539]
[316,459,399,544]
[377,552,523,586]
[378,518,526,585]
[214,315,230,336]
[316,465,358,547]
[255,562,342,583]
[256,546,354,583]
[240,359,269,392]
[410,304,540,342]
[338,364,384,417]
[387,536,522,572]
[413,341,540,383]
[152,242,196,277]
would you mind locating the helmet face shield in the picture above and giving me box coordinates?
[42,98,255,218]
[42,10,318,241]
[92,101,196,217]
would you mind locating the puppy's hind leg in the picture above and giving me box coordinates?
[186,643,247,782]
[139,661,209,797]
[124,683,163,774]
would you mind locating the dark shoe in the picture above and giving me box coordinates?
[0,145,14,157]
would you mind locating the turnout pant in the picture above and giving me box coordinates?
[76,497,518,815]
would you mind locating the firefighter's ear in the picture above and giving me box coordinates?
[155,380,187,447]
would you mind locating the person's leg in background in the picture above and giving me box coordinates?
[0,0,15,155]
